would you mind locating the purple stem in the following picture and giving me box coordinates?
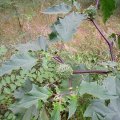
[53,56,64,63]
[53,56,112,74]
[90,19,115,61]
[96,0,99,9]
[73,70,111,74]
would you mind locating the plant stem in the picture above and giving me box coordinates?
[53,56,111,74]
[69,78,72,92]
[90,19,115,61]
[73,70,111,74]
[96,0,99,9]
[53,56,64,63]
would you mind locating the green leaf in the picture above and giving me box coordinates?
[0,53,37,76]
[92,112,104,120]
[14,79,32,99]
[84,99,120,120]
[28,85,52,102]
[116,74,120,96]
[0,45,7,56]
[68,95,78,119]
[16,36,48,52]
[78,81,117,100]
[39,107,49,120]
[100,61,117,68]
[73,1,80,10]
[84,100,113,118]
[50,102,63,120]
[103,75,120,96]
[10,83,17,91]
[103,76,116,95]
[86,75,120,120]
[107,98,120,119]
[22,105,37,120]
[10,84,52,114]
[4,87,11,94]
[49,12,86,41]
[5,76,11,84]
[42,3,72,14]
[100,0,116,22]
[17,85,52,108]
[38,36,48,51]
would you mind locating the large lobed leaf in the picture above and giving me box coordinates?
[39,107,49,120]
[14,79,32,99]
[15,36,48,53]
[84,99,120,120]
[78,81,118,100]
[49,12,86,41]
[42,3,72,14]
[68,95,78,119]
[103,75,120,119]
[108,98,120,120]
[10,84,52,113]
[22,105,38,120]
[0,53,37,76]
[103,75,120,97]
[84,75,120,120]
[100,0,116,22]
[84,100,115,120]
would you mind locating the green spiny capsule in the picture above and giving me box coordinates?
[57,64,73,76]
[84,5,97,19]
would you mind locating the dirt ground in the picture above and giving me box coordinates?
[0,5,120,58]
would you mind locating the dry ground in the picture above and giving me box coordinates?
[0,5,120,60]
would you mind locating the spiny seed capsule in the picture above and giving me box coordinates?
[57,64,73,76]
[84,5,97,19]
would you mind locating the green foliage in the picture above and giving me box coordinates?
[84,5,97,19]
[39,107,49,120]
[16,36,48,53]
[0,45,7,64]
[0,53,37,76]
[10,84,52,111]
[100,0,116,22]
[49,12,86,41]
[84,100,112,119]
[57,63,73,77]
[79,81,117,100]
[0,0,119,120]
[0,45,7,57]
[0,111,16,120]
[68,95,78,119]
[42,3,72,14]
[50,102,63,120]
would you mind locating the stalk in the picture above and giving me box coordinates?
[96,0,99,9]
[53,56,64,63]
[53,56,112,74]
[90,19,115,61]
[73,70,111,74]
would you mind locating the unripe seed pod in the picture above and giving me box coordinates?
[57,64,73,76]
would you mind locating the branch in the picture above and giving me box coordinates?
[73,70,112,74]
[90,19,115,61]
